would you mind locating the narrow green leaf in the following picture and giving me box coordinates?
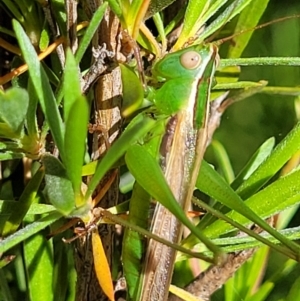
[173,0,210,49]
[246,282,274,301]
[220,57,300,68]
[0,211,62,254]
[237,121,300,199]
[50,0,67,37]
[1,0,24,23]
[63,49,82,124]
[26,79,39,137]
[152,13,167,52]
[75,2,108,63]
[244,247,270,298]
[53,238,76,301]
[196,0,252,43]
[0,268,14,301]
[13,20,65,160]
[100,209,213,261]
[121,0,143,34]
[122,183,150,300]
[107,0,123,20]
[182,227,300,257]
[231,137,275,190]
[191,198,282,254]
[85,115,157,201]
[1,167,44,236]
[64,94,89,208]
[125,144,221,257]
[196,163,300,258]
[211,140,235,183]
[202,169,300,239]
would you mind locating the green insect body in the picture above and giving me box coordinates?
[137,43,219,301]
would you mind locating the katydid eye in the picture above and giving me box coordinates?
[180,51,202,69]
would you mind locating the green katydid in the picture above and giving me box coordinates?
[130,43,220,301]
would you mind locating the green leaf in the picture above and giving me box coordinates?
[63,50,89,206]
[145,0,176,19]
[24,233,54,301]
[75,2,108,63]
[236,121,300,199]
[121,0,144,35]
[196,0,253,43]
[64,95,89,207]
[122,183,150,300]
[63,49,82,124]
[227,0,270,58]
[26,79,39,137]
[85,115,157,201]
[202,168,300,239]
[0,152,24,161]
[13,20,65,160]
[231,137,275,190]
[107,0,123,21]
[173,0,210,50]
[244,247,270,299]
[286,275,300,301]
[120,64,144,117]
[52,237,76,301]
[220,57,300,68]
[0,88,28,135]
[210,140,235,183]
[0,123,19,140]
[42,154,77,216]
[125,144,221,258]
[1,167,44,236]
[0,211,62,254]
[196,163,300,258]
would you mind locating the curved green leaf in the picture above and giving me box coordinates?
[125,144,221,257]
[42,154,76,215]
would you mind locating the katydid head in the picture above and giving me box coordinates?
[150,43,219,116]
